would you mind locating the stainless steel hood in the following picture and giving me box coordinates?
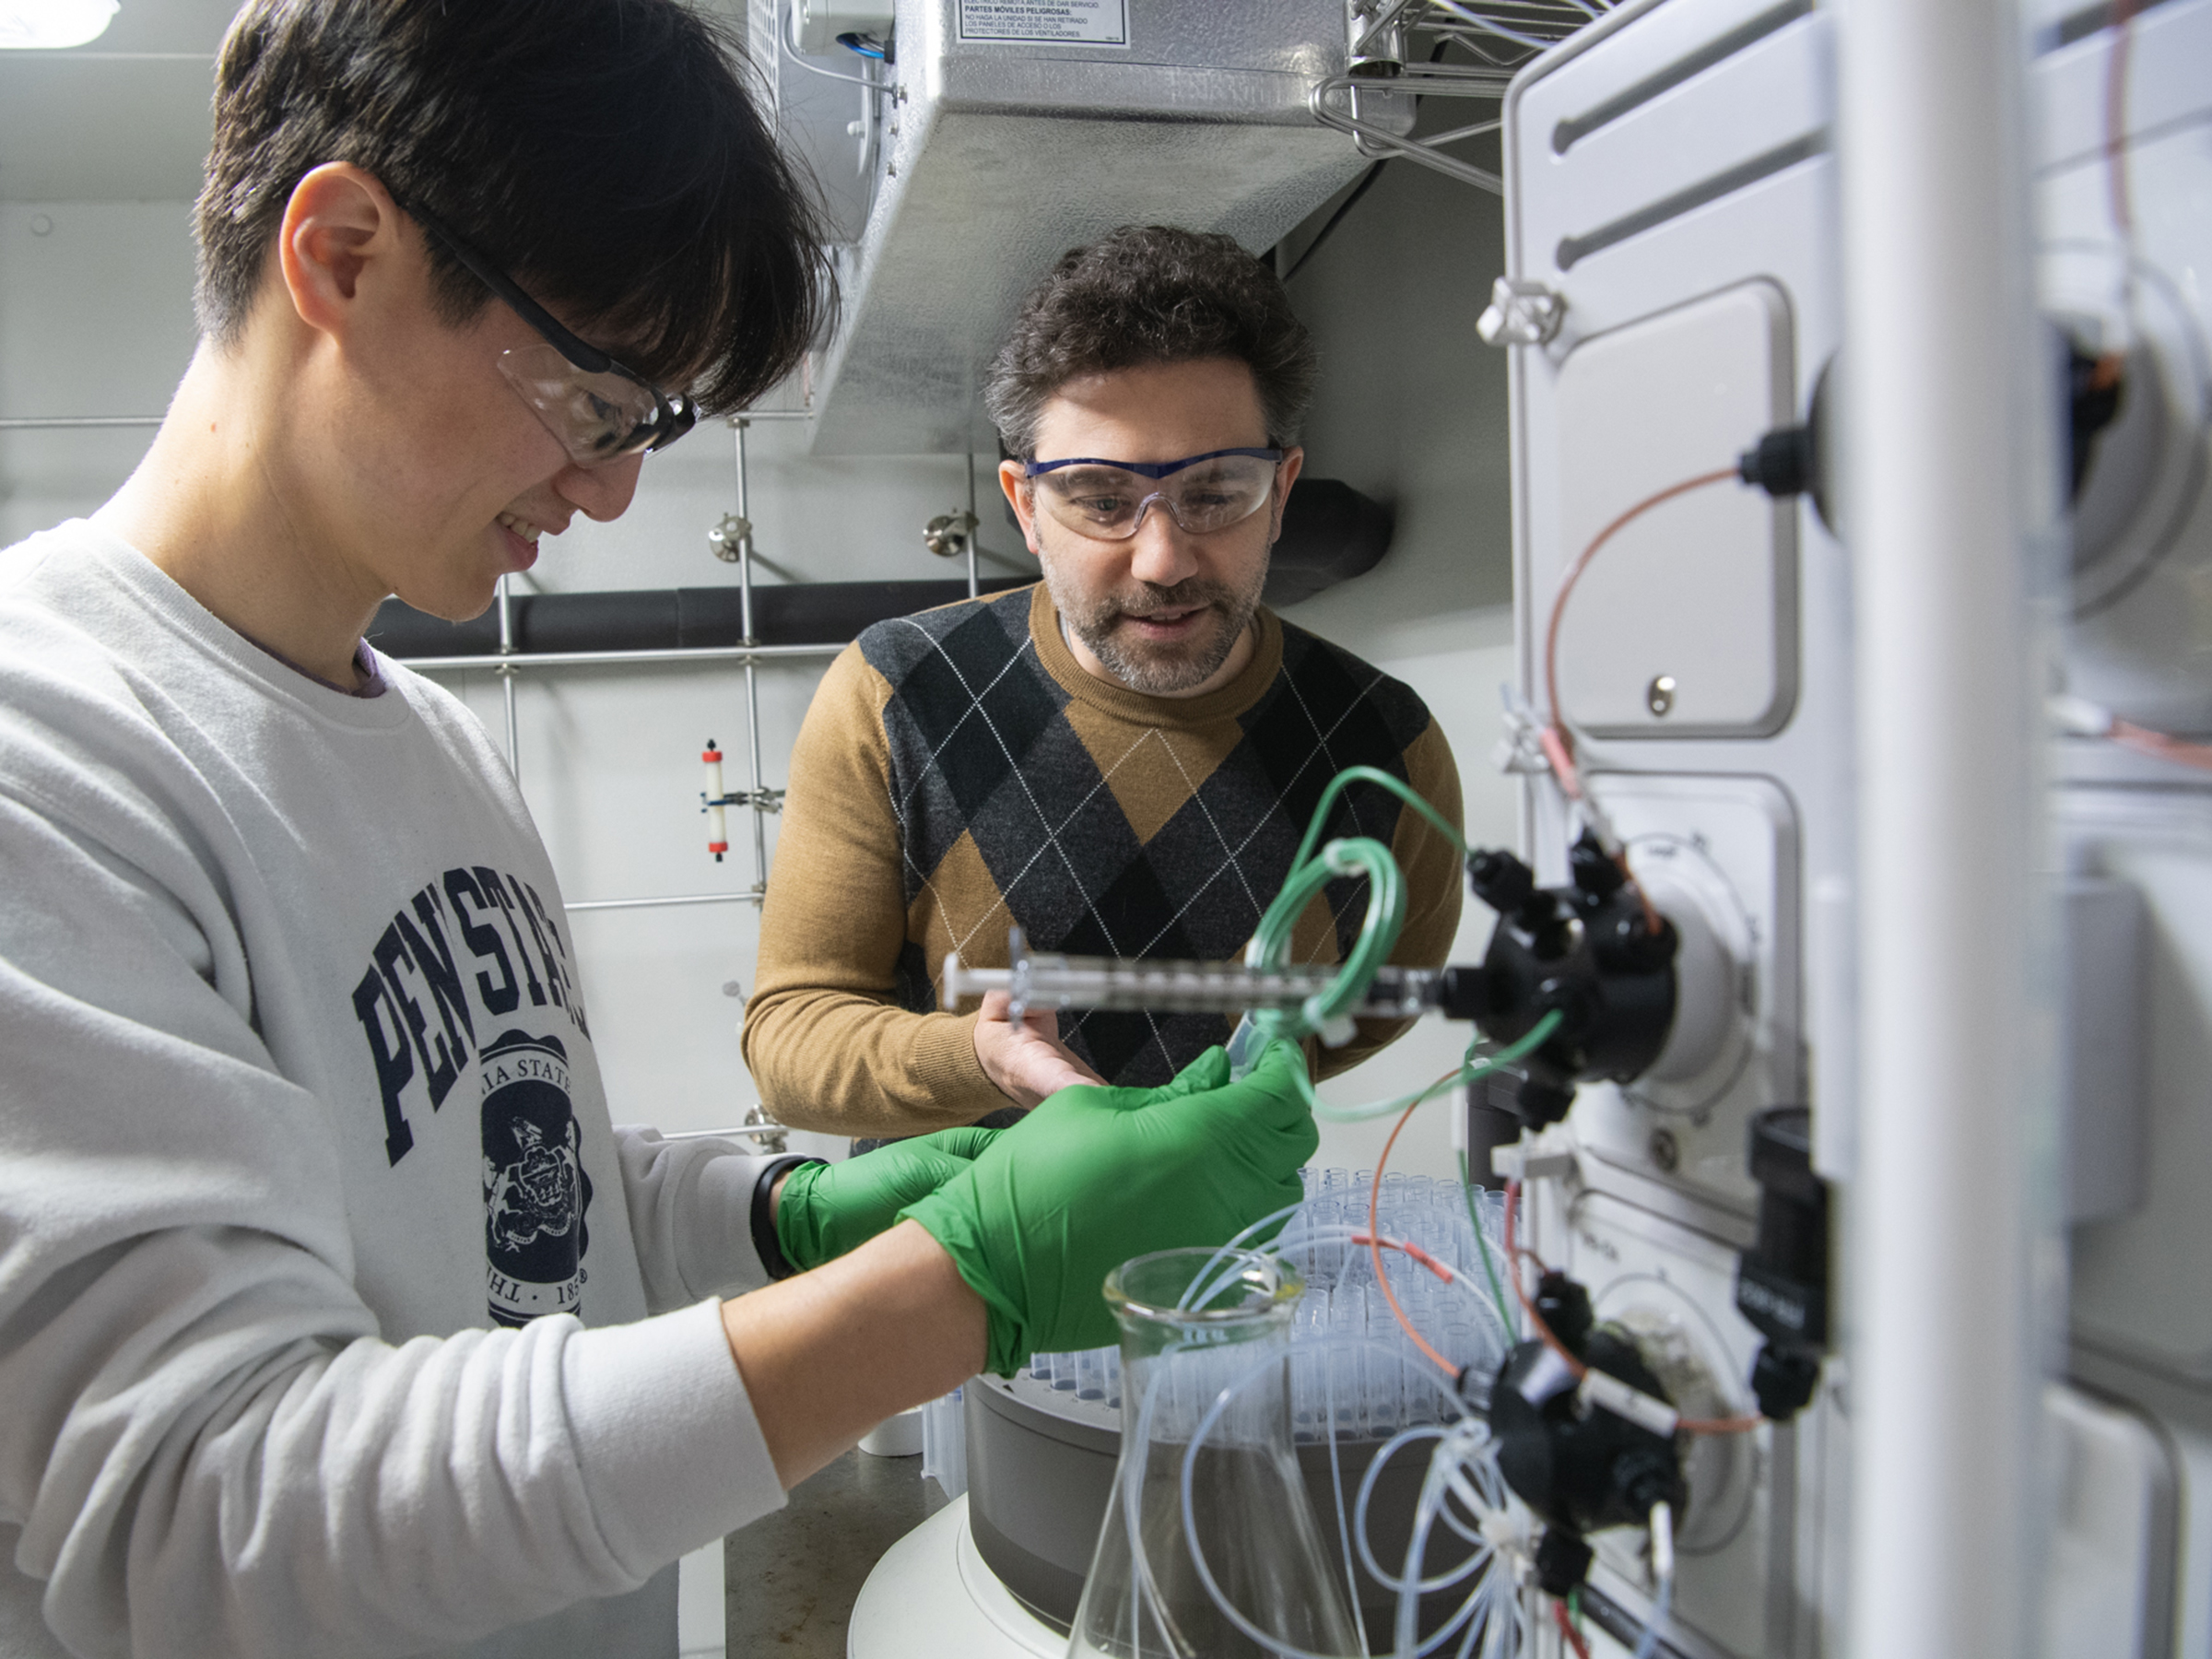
[804,0,1379,455]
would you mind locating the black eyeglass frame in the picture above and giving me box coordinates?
[405,201,698,460]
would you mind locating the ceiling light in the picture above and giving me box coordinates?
[0,0,120,50]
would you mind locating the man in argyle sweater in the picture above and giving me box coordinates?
[745,226,1464,1140]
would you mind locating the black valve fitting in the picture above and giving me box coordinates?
[1534,1527,1594,1597]
[1614,1449,1685,1521]
[1514,1077,1576,1129]
[1749,1344,1822,1421]
[1467,847,1535,915]
[1465,846,1679,1125]
[1490,1294,1690,1538]
[2067,340,2125,500]
[1433,964,1492,1023]
[1568,830,1625,901]
[1468,848,1565,948]
[1593,904,1678,975]
[1733,1105,1830,1423]
[1534,1269,1593,1351]
[1737,356,1838,533]
[1738,425,1817,499]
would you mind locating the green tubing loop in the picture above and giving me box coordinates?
[1232,764,1565,1121]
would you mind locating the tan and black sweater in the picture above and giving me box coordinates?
[744,582,1464,1136]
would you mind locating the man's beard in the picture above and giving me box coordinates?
[1051,572,1265,694]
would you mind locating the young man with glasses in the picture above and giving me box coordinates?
[0,7,1319,1656]
[746,226,1466,1140]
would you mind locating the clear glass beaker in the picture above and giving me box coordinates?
[1067,1248,1361,1659]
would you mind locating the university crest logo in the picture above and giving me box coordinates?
[479,1030,594,1326]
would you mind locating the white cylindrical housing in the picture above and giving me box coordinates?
[703,748,729,858]
[1838,1,2051,1655]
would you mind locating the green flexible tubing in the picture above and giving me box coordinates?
[1225,763,1562,1124]
[1284,764,1470,872]
[1239,765,1453,1059]
[1458,1149,1516,1335]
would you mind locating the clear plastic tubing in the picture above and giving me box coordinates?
[1067,1248,1360,1659]
[1027,1170,1514,1446]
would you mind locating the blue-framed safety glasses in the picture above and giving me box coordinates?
[1023,447,1286,539]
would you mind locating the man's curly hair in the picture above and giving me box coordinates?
[983,225,1317,459]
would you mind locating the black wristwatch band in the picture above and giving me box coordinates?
[749,1155,827,1281]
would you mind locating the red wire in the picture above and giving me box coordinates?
[1539,469,1734,935]
[1541,467,1741,771]
[1355,1231,1453,1283]
[2111,719,2212,773]
[1619,849,1663,936]
[1677,1410,1765,1435]
[1536,724,1587,802]
[1554,1599,1594,1659]
[1371,1101,1458,1378]
[1502,1178,1585,1380]
[2107,0,2139,238]
[1504,1179,1764,1435]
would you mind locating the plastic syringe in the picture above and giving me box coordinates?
[942,927,1478,1023]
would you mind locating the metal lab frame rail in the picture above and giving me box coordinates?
[401,632,845,916]
[4,407,834,920]
[401,410,832,918]
[0,416,164,429]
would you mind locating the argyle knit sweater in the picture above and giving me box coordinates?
[744,582,1464,1136]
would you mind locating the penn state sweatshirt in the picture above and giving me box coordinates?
[0,521,786,1658]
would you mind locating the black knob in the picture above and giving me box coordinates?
[1534,1527,1594,1596]
[1738,424,1818,499]
[1468,848,1535,915]
[1750,1343,1822,1422]
[1517,1077,1575,1128]
[1535,976,1595,1030]
[1535,1269,1594,1352]
[1569,831,1624,900]
[1596,907,1677,974]
[1614,1447,1688,1519]
[1435,964,1492,1023]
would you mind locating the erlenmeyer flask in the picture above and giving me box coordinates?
[1067,1248,1361,1659]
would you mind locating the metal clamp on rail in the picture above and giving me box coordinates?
[701,741,785,865]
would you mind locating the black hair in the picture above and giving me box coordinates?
[194,0,833,415]
[982,224,1317,459]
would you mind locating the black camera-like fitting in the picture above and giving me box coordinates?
[1487,1274,1690,1540]
[1465,839,1679,1126]
[1736,355,1838,533]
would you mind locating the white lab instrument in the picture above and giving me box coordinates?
[852,2,2212,1656]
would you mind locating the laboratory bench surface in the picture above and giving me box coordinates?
[722,1446,950,1657]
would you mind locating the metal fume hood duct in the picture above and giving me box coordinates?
[804,0,1388,455]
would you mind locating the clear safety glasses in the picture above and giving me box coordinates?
[406,203,699,466]
[1024,447,1286,540]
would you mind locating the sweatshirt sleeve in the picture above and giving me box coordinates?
[612,1127,778,1308]
[0,778,785,1659]
[741,643,1006,1135]
[1312,716,1467,1082]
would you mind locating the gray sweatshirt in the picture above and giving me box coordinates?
[0,522,788,1658]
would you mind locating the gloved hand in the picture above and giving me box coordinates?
[774,1125,1002,1275]
[898,1039,1317,1375]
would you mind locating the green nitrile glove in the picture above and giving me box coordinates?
[774,1125,1002,1274]
[898,1039,1318,1376]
